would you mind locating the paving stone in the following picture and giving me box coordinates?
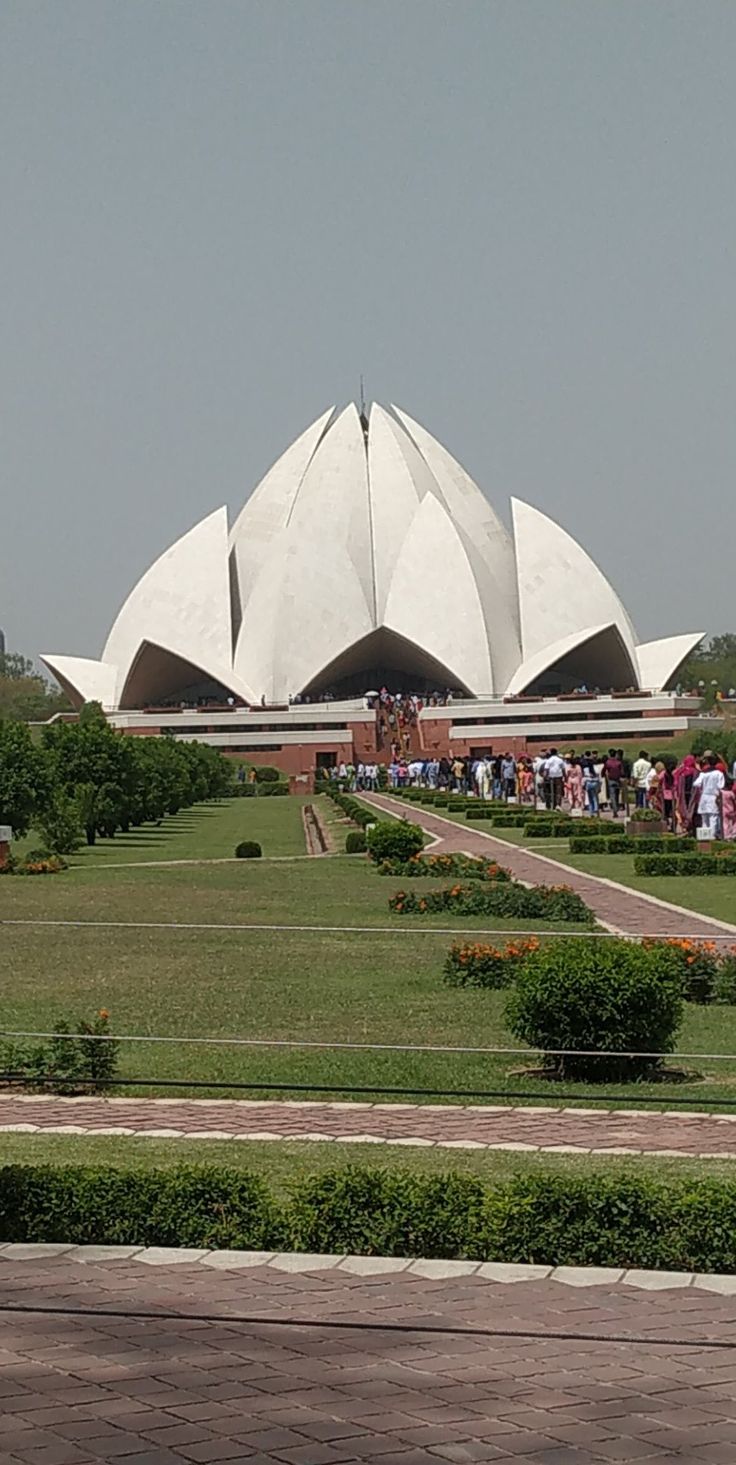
[476,1263,552,1282]
[200,1251,276,1269]
[269,1253,346,1271]
[338,1256,413,1275]
[550,1267,625,1287]
[138,1248,210,1266]
[623,1269,694,1290]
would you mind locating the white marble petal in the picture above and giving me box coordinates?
[511,498,638,667]
[104,507,253,705]
[384,494,493,695]
[39,656,118,712]
[506,623,637,696]
[229,407,334,610]
[367,405,425,621]
[637,633,705,691]
[392,405,522,689]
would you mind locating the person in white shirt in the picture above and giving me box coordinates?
[542,748,566,810]
[631,751,653,810]
[693,756,726,841]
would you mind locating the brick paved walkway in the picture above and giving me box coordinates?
[2,1251,736,1463]
[6,1095,736,1157]
[361,793,736,939]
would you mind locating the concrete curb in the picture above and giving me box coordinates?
[2,1242,736,1291]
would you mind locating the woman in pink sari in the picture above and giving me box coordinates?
[721,778,736,842]
[674,754,698,835]
[566,757,584,811]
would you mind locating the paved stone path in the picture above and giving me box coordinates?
[6,1095,736,1157]
[361,793,736,939]
[2,1251,736,1463]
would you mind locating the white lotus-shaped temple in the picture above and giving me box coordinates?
[42,404,703,710]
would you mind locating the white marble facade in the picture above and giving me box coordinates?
[42,404,703,709]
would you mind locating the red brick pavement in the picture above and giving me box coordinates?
[2,1252,736,1463]
[361,793,736,940]
[5,1095,736,1156]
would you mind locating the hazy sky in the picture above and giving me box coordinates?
[3,0,735,667]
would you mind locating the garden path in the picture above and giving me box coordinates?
[4,1094,736,1157]
[359,792,736,940]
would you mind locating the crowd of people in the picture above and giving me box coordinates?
[329,746,736,841]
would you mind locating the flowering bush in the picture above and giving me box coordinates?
[0,852,68,876]
[444,939,540,989]
[642,939,736,1005]
[506,937,684,1080]
[377,852,510,881]
[389,882,593,924]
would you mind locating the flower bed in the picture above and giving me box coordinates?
[444,938,540,988]
[633,853,736,877]
[377,852,510,880]
[389,882,594,923]
[0,853,67,876]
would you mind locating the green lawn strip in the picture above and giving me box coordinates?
[0,1132,731,1191]
[5,919,736,1102]
[15,796,310,866]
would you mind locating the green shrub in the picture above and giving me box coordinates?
[715,956,736,1005]
[634,853,736,876]
[257,782,288,797]
[366,819,424,865]
[235,840,262,859]
[1,1010,119,1094]
[36,792,84,855]
[570,836,698,854]
[0,1165,282,1249]
[345,830,366,854]
[506,937,684,1080]
[289,1168,485,1258]
[233,783,257,798]
[640,938,720,1005]
[8,1163,736,1270]
[253,765,280,783]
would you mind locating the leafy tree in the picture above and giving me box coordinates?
[0,721,50,836]
[0,651,70,723]
[36,791,84,854]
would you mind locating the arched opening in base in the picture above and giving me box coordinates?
[299,627,471,701]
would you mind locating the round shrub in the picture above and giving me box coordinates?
[345,830,366,854]
[253,765,280,783]
[505,937,684,1080]
[235,841,262,859]
[366,819,424,865]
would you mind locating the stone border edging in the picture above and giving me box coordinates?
[3,1241,736,1291]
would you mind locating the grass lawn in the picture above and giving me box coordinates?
[0,1132,733,1189]
[15,796,310,865]
[4,795,736,1106]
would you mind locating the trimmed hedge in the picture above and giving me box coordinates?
[345,830,366,854]
[570,836,697,855]
[235,840,262,859]
[634,853,736,877]
[323,789,374,830]
[9,1163,736,1270]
